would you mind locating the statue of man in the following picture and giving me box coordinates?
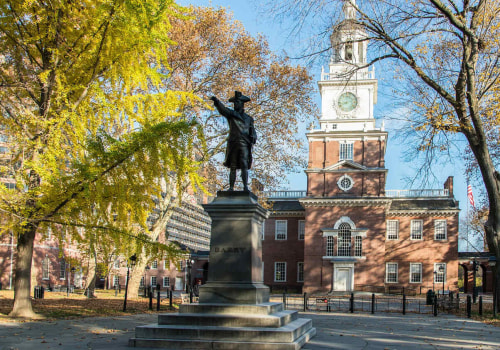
[210,91,257,192]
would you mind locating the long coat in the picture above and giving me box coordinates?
[213,99,257,169]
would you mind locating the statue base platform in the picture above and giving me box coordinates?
[128,302,316,350]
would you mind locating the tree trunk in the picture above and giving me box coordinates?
[84,251,97,297]
[127,254,148,300]
[9,224,38,318]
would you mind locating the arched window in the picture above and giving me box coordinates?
[345,43,353,61]
[337,223,351,256]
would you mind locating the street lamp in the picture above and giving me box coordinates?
[439,265,445,297]
[433,271,437,293]
[123,254,137,312]
[488,256,497,317]
[186,259,194,294]
[472,259,478,303]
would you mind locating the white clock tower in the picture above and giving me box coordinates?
[317,0,378,133]
[305,0,387,198]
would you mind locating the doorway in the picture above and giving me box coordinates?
[334,265,353,291]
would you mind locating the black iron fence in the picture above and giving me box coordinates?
[270,292,495,318]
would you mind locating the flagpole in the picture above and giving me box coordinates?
[466,183,470,252]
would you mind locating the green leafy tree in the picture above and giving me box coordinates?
[0,0,203,318]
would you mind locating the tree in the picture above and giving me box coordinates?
[0,0,203,318]
[167,6,318,190]
[122,6,319,297]
[268,0,500,308]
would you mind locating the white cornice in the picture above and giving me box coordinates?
[300,198,391,208]
[387,209,460,217]
[269,210,305,217]
[304,168,387,174]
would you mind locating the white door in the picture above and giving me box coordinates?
[335,268,351,291]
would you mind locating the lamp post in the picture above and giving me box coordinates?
[186,259,194,294]
[433,271,437,293]
[439,265,445,297]
[123,254,137,312]
[472,259,478,303]
[488,256,497,317]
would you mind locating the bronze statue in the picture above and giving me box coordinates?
[210,91,256,192]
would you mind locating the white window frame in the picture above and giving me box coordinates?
[386,220,399,240]
[151,260,158,269]
[326,236,335,256]
[410,220,423,240]
[339,142,354,161]
[113,275,120,287]
[114,258,120,269]
[337,223,352,257]
[42,256,50,280]
[274,262,287,282]
[275,220,287,240]
[140,276,145,287]
[386,262,398,283]
[298,220,305,240]
[59,259,66,280]
[434,220,447,240]
[434,263,446,283]
[163,276,170,288]
[354,236,362,257]
[297,262,304,282]
[164,260,168,269]
[409,263,422,283]
[151,276,157,287]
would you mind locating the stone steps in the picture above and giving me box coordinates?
[179,302,283,315]
[129,302,316,349]
[129,327,316,350]
[158,310,297,327]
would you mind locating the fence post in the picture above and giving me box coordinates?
[479,296,483,316]
[467,295,471,318]
[303,292,307,312]
[402,294,406,315]
[169,289,173,308]
[149,291,153,310]
[283,292,287,310]
[371,293,375,314]
[350,293,354,313]
[433,295,438,316]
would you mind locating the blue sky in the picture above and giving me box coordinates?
[179,0,480,251]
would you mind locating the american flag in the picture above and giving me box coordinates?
[467,184,475,207]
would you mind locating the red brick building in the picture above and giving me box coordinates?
[262,1,460,295]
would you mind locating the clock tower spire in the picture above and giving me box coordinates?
[306,0,387,197]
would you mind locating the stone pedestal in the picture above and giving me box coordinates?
[129,191,316,349]
[199,191,269,304]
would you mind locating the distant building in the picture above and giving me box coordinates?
[261,1,459,295]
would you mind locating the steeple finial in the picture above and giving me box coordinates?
[343,0,357,20]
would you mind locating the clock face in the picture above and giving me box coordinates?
[337,92,358,112]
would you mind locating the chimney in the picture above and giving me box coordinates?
[444,176,453,197]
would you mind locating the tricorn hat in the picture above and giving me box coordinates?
[228,91,251,103]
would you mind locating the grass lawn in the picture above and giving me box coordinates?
[0,289,179,321]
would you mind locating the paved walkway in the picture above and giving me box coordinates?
[0,311,499,350]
